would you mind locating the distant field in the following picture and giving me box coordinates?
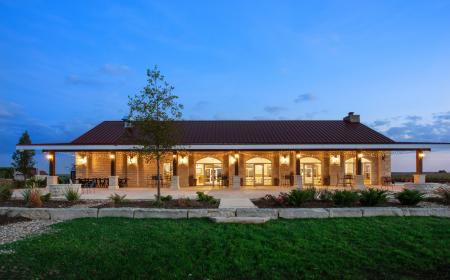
[392,172,450,183]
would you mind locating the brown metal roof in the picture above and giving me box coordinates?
[70,120,395,145]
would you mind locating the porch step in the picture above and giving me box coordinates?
[210,217,270,224]
[218,198,256,209]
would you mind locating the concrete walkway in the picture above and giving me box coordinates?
[219,198,256,209]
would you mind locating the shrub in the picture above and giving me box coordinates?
[395,189,424,206]
[40,192,51,203]
[359,189,388,206]
[435,187,450,205]
[160,195,173,202]
[26,177,46,188]
[332,190,360,207]
[13,180,26,189]
[286,189,316,206]
[110,193,127,204]
[22,187,43,207]
[318,190,333,202]
[196,192,219,204]
[64,187,81,202]
[0,184,13,201]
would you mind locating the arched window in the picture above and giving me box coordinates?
[195,157,222,186]
[245,157,272,186]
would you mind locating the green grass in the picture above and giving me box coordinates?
[1,217,450,279]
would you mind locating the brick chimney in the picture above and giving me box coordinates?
[343,112,360,123]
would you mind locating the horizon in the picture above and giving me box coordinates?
[1,0,450,173]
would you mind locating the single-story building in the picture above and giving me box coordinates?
[16,113,447,190]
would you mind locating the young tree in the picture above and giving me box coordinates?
[128,66,183,202]
[12,131,36,180]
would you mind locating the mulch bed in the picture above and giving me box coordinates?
[0,200,91,208]
[0,215,31,226]
[97,199,219,209]
[252,199,415,208]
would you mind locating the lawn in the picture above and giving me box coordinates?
[1,217,449,279]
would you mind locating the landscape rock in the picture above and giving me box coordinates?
[49,208,98,220]
[279,208,329,219]
[328,208,362,218]
[98,208,134,218]
[7,207,50,220]
[188,208,236,218]
[134,209,188,219]
[362,207,403,217]
[236,208,278,219]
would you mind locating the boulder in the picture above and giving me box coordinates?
[362,207,403,217]
[236,208,278,219]
[188,208,235,218]
[279,208,329,219]
[7,207,50,220]
[49,208,98,220]
[98,208,134,218]
[134,209,188,219]
[328,208,362,218]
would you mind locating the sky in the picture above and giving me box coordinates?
[1,0,450,173]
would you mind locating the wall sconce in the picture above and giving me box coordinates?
[179,156,187,165]
[418,152,425,158]
[46,154,54,160]
[280,155,289,165]
[230,155,236,164]
[357,153,364,159]
[234,153,239,159]
[109,153,115,159]
[77,156,87,165]
[330,155,340,165]
[127,155,137,165]
[296,153,301,159]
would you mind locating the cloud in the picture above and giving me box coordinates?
[100,64,131,75]
[264,106,286,115]
[0,101,21,119]
[370,119,391,128]
[65,75,101,86]
[294,93,316,103]
[377,112,450,142]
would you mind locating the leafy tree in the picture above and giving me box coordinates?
[12,131,35,180]
[127,66,183,202]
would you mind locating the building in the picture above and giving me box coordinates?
[16,113,440,190]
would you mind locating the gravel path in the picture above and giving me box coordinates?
[0,220,59,246]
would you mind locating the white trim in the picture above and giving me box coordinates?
[15,143,447,151]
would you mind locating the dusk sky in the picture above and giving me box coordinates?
[1,0,450,173]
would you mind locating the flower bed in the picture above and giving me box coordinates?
[97,199,219,209]
[0,200,92,208]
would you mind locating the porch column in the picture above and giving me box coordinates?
[295,152,302,190]
[171,152,180,190]
[413,150,426,184]
[232,152,240,189]
[46,151,58,186]
[109,152,119,190]
[354,151,365,190]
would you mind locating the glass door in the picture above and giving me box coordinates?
[363,162,371,184]
[303,164,314,184]
[254,164,264,185]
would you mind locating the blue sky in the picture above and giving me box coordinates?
[1,0,450,173]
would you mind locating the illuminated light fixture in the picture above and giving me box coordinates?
[357,153,364,159]
[330,155,341,165]
[172,154,177,159]
[296,153,301,159]
[77,156,87,165]
[179,156,187,165]
[109,153,115,159]
[127,155,137,165]
[230,155,236,164]
[418,152,425,158]
[234,153,239,159]
[280,155,289,165]
[46,154,54,160]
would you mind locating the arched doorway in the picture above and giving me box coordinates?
[245,157,272,186]
[300,157,322,185]
[345,158,372,184]
[195,157,222,186]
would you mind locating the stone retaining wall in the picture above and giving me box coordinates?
[1,207,449,221]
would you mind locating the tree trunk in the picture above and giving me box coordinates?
[156,154,161,202]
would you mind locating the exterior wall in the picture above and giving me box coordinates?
[74,150,392,188]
